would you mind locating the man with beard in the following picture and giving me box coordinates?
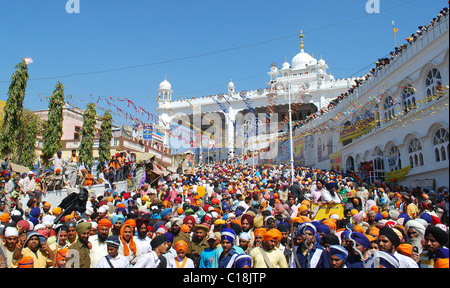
[135,218,152,254]
[171,217,191,246]
[187,224,209,258]
[67,222,92,268]
[374,226,418,268]
[404,219,426,263]
[1,226,19,267]
[90,219,112,268]
[241,213,255,247]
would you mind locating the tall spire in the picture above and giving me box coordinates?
[299,30,304,52]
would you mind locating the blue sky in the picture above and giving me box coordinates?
[0,0,447,127]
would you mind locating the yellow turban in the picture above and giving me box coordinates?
[52,207,62,216]
[298,205,309,213]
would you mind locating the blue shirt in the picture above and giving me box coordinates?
[218,248,238,268]
[199,248,216,268]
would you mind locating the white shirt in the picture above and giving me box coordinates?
[167,256,195,268]
[89,235,108,268]
[96,253,130,268]
[394,251,419,268]
[164,247,177,263]
[321,190,341,204]
[133,251,160,268]
[135,236,152,254]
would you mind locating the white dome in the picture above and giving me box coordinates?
[282,61,291,70]
[291,51,316,70]
[228,79,235,89]
[318,58,326,65]
[159,76,172,90]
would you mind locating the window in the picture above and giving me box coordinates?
[383,96,395,123]
[346,156,355,172]
[425,68,442,101]
[402,85,417,114]
[433,128,449,163]
[408,138,424,168]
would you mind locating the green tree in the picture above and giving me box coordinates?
[78,103,97,170]
[97,110,112,172]
[42,81,65,168]
[0,59,29,157]
[15,109,43,169]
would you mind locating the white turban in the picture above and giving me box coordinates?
[4,227,19,237]
[239,232,251,241]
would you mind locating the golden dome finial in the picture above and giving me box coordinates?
[299,30,304,51]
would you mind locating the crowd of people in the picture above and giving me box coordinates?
[0,156,448,269]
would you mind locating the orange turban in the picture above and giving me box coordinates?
[435,258,450,269]
[263,229,282,242]
[177,207,184,215]
[98,219,113,229]
[117,203,126,209]
[322,219,337,232]
[0,213,10,223]
[353,225,365,233]
[120,220,137,256]
[370,206,379,213]
[253,228,267,238]
[365,234,375,242]
[180,224,191,233]
[381,211,389,219]
[56,248,70,262]
[174,240,188,253]
[298,205,308,214]
[368,227,380,237]
[397,243,413,257]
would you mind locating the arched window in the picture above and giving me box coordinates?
[387,145,401,171]
[372,149,385,184]
[383,96,395,123]
[425,68,442,101]
[409,138,424,168]
[402,84,416,114]
[346,156,355,172]
[433,128,449,163]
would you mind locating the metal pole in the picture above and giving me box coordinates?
[288,81,295,185]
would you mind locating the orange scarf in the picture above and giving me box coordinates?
[70,155,79,162]
[119,220,137,256]
[175,257,187,268]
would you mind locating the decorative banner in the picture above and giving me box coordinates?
[339,115,375,143]
[387,152,399,170]
[385,165,410,181]
[330,152,342,171]
[311,204,344,220]
[294,137,303,165]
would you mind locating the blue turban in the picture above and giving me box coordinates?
[165,232,174,243]
[222,203,231,211]
[221,228,236,243]
[112,214,126,225]
[420,213,432,224]
[398,212,411,224]
[340,229,352,241]
[296,222,317,237]
[117,207,127,216]
[161,208,172,218]
[325,182,338,191]
[375,213,383,221]
[317,224,331,235]
[329,245,348,262]
[233,254,253,268]
[30,207,41,218]
[350,232,371,249]
[29,217,39,226]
